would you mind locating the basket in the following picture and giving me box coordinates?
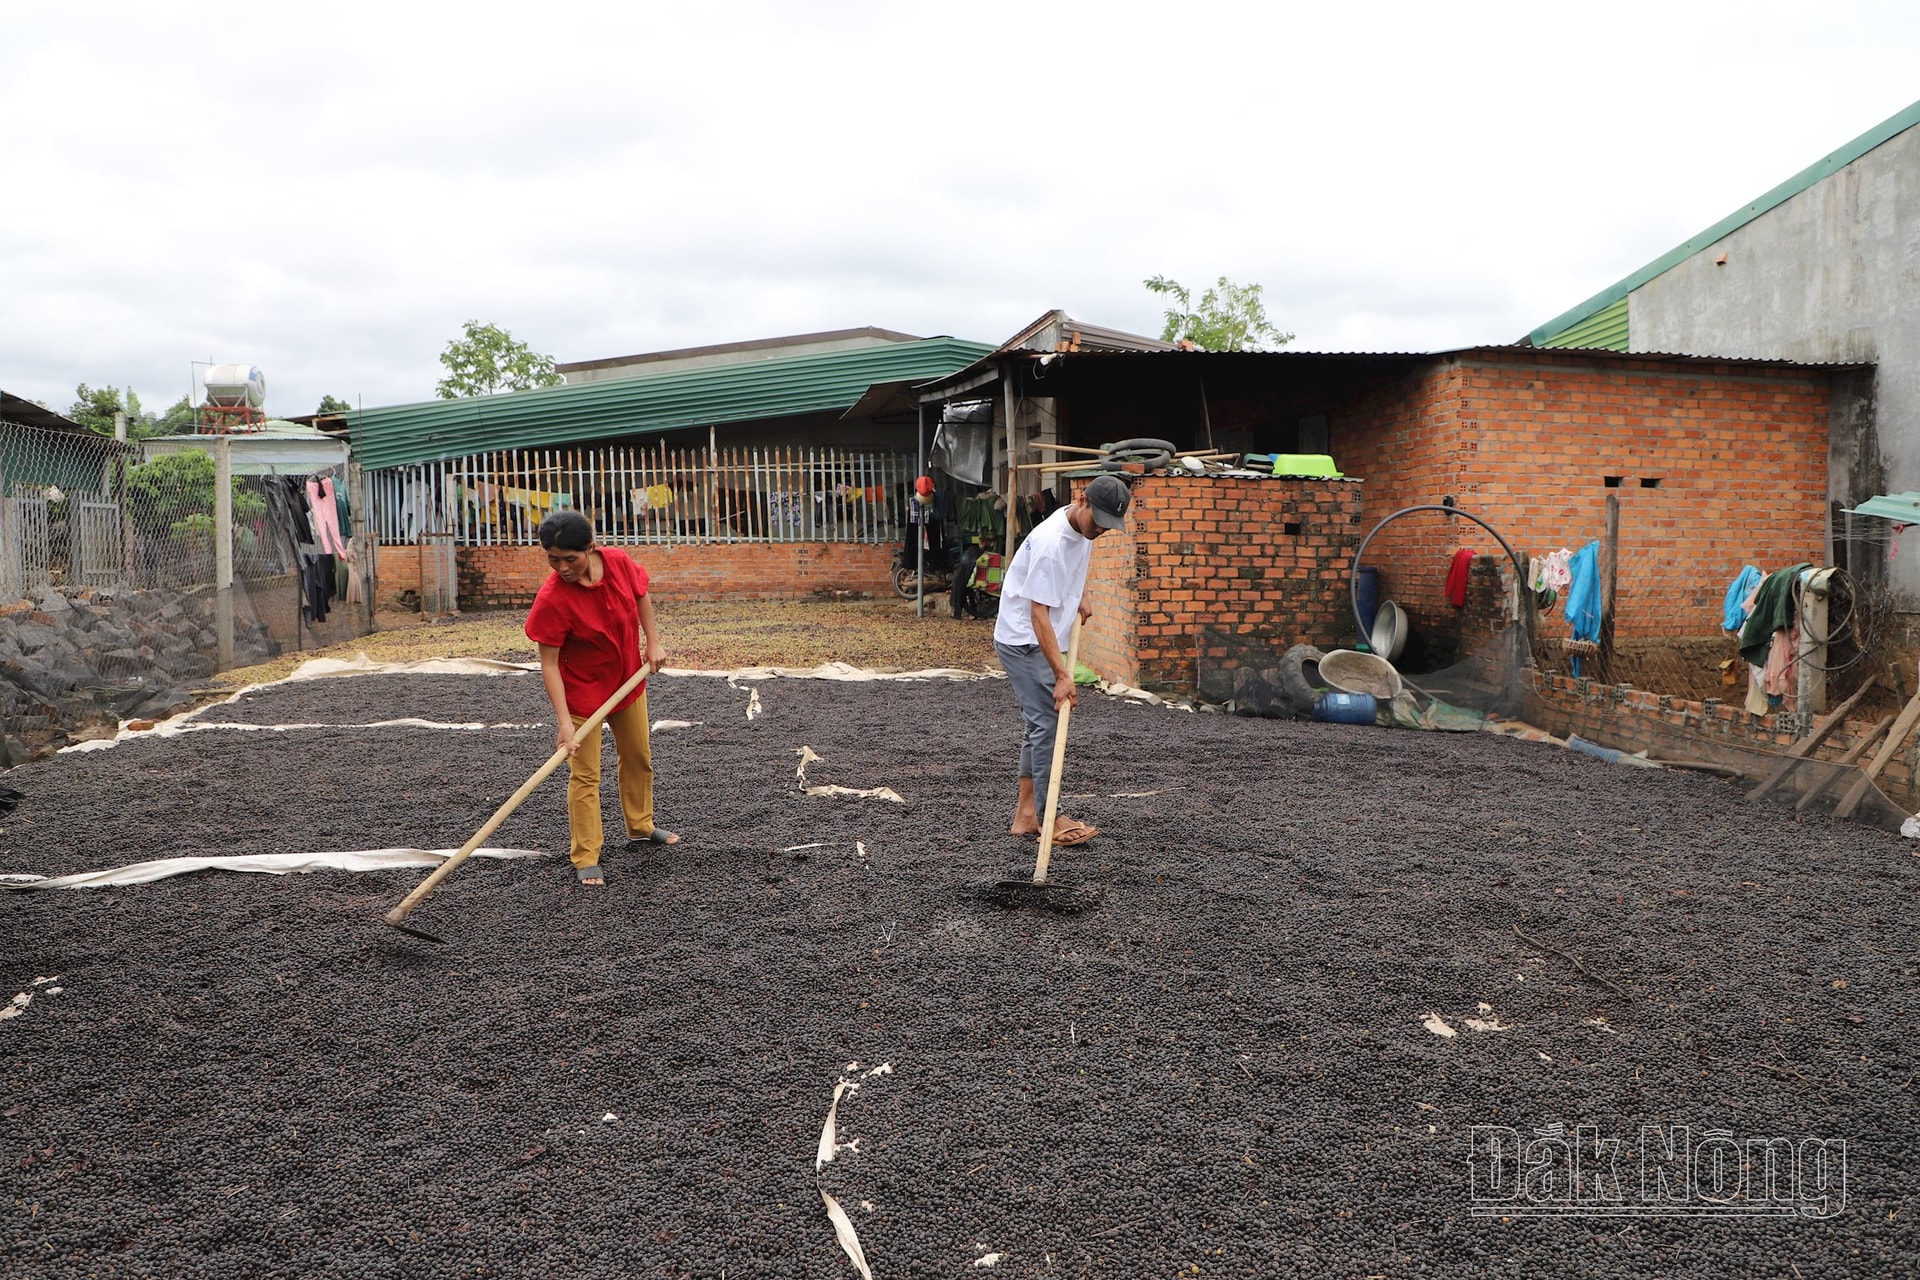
[1317,649,1404,700]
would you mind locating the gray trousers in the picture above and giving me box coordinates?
[997,641,1065,818]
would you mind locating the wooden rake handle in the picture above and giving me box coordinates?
[383,661,655,927]
[1032,615,1085,886]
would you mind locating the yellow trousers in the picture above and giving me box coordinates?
[566,693,654,869]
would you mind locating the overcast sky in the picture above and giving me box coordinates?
[3,1,1916,420]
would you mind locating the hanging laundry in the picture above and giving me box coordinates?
[1721,565,1763,632]
[1444,548,1476,608]
[1736,562,1811,670]
[1564,541,1603,642]
[301,553,335,622]
[308,477,350,558]
[646,484,673,510]
[630,488,653,516]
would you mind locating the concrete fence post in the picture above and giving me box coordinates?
[215,436,234,671]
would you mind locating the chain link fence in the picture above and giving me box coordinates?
[0,419,369,760]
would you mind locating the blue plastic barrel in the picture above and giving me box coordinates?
[1354,566,1379,646]
[1313,691,1378,724]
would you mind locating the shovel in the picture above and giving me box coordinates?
[382,661,655,943]
[983,616,1102,913]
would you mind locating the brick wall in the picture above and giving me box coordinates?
[1082,474,1363,693]
[1339,352,1832,653]
[376,541,897,610]
[1525,672,1917,811]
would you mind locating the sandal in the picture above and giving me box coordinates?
[625,829,681,851]
[575,864,605,885]
[1050,820,1099,847]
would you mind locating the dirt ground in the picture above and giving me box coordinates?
[217,599,1003,688]
[1,670,1915,1278]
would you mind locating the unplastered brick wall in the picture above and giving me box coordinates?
[1081,474,1363,693]
[1525,672,1917,810]
[441,541,895,609]
[1339,352,1831,651]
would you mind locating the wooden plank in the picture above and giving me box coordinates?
[1749,675,1882,799]
[1796,713,1896,813]
[1834,692,1920,819]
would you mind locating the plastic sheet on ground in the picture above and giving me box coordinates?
[0,847,547,890]
[281,654,538,681]
[63,717,545,752]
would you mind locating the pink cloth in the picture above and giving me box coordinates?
[307,477,349,557]
[1763,628,1795,696]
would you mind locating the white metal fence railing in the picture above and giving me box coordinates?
[371,444,914,547]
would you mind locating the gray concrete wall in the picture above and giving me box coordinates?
[1629,124,1920,608]
[563,333,906,384]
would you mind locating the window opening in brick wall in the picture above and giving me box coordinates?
[1282,521,1302,535]
[1603,475,1624,488]
[1639,476,1662,489]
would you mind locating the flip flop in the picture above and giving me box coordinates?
[1050,821,1099,847]
[575,864,605,884]
[625,829,681,851]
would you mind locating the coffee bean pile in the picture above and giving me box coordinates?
[1,672,1914,1277]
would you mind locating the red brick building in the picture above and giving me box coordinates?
[1019,346,1851,693]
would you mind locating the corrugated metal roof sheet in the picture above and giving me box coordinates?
[1527,95,1920,347]
[351,337,994,471]
[1541,297,1629,351]
[989,344,1863,370]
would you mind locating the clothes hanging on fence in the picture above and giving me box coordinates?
[1736,562,1810,669]
[308,477,350,557]
[766,491,802,528]
[301,553,335,623]
[958,493,1005,541]
[646,484,673,510]
[1564,541,1603,642]
[1443,547,1476,608]
[1721,565,1764,633]
[278,476,314,545]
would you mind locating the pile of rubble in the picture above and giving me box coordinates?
[0,585,276,761]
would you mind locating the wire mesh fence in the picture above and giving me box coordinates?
[369,443,916,547]
[1525,506,1892,726]
[0,419,370,759]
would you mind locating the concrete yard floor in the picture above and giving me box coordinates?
[1,669,1915,1278]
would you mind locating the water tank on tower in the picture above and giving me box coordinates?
[197,363,268,431]
[204,364,266,409]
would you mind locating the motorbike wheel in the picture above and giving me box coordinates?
[968,592,999,621]
[892,564,919,600]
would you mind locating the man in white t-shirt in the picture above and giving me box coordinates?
[993,474,1131,847]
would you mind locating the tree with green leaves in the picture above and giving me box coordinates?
[67,384,141,434]
[316,394,353,415]
[123,449,264,538]
[1143,275,1294,352]
[435,321,563,399]
[65,384,195,438]
[154,396,197,435]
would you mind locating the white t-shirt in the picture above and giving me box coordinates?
[993,506,1093,647]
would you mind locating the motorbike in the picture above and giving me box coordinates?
[891,538,959,599]
[948,541,1003,620]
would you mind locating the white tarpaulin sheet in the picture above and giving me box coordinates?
[0,847,547,891]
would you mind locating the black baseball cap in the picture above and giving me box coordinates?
[1085,474,1131,529]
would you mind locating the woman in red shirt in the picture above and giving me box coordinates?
[523,511,677,885]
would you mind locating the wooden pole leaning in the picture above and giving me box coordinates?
[1031,616,1085,887]
[383,661,655,939]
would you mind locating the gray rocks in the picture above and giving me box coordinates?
[0,585,277,756]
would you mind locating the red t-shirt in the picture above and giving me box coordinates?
[523,547,651,718]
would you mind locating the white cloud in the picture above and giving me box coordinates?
[3,0,1916,417]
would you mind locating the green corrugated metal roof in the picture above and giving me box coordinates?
[352,336,994,470]
[1847,491,1920,523]
[1527,96,1920,348]
[1540,296,1628,351]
